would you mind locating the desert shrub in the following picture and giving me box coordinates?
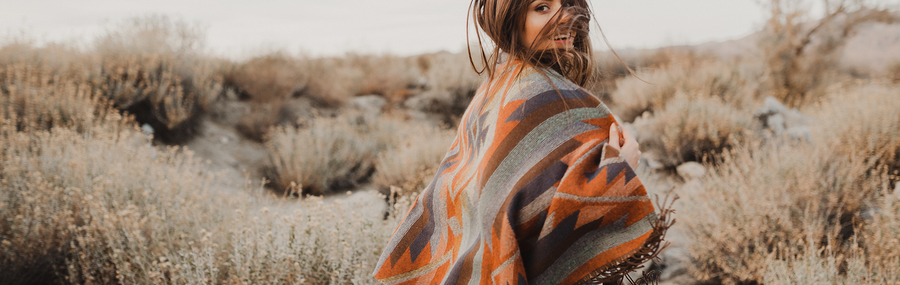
[756,0,896,107]
[0,126,406,284]
[265,112,383,195]
[681,140,877,284]
[633,94,755,167]
[288,53,420,107]
[293,57,354,107]
[225,53,304,104]
[861,187,900,283]
[681,83,900,284]
[404,52,481,124]
[93,54,222,143]
[421,52,481,93]
[587,48,675,103]
[762,244,878,284]
[235,102,287,142]
[223,53,336,141]
[371,121,456,196]
[610,56,755,122]
[812,84,900,184]
[345,53,422,102]
[1,16,223,145]
[86,15,224,144]
[0,64,129,133]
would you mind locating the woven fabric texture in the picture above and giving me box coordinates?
[374,59,661,285]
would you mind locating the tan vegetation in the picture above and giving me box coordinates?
[0,47,411,283]
[756,0,897,106]
[610,53,758,123]
[3,4,900,284]
[264,112,456,196]
[371,122,457,196]
[680,84,900,284]
[633,94,755,167]
[264,113,381,195]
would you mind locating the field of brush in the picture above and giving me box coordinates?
[2,8,900,285]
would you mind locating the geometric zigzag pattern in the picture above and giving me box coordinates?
[373,58,657,285]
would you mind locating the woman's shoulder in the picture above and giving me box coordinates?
[502,64,605,109]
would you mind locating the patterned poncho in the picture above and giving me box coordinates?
[374,58,669,285]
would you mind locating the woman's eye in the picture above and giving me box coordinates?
[535,4,549,12]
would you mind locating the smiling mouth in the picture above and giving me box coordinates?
[553,32,572,41]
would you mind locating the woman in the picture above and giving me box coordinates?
[373,0,671,284]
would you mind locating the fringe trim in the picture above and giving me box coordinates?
[576,191,678,285]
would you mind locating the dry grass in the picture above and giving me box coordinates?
[863,184,900,281]
[264,111,457,196]
[610,54,757,122]
[813,83,900,183]
[1,16,223,144]
[225,53,304,104]
[0,95,408,285]
[587,49,675,103]
[3,8,900,285]
[94,54,222,143]
[762,244,875,284]
[1,25,418,283]
[0,64,115,133]
[344,54,422,102]
[264,113,380,195]
[633,94,756,168]
[403,52,481,124]
[756,0,897,107]
[680,83,900,284]
[371,121,456,196]
[235,102,288,142]
[0,126,407,284]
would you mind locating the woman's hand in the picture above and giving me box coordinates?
[609,123,641,169]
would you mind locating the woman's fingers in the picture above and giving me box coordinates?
[615,123,641,168]
[609,123,620,148]
[610,122,642,168]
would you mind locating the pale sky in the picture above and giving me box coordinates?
[2,0,774,58]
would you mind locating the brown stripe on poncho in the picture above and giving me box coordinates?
[373,59,672,285]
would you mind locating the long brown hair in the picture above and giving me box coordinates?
[467,0,595,86]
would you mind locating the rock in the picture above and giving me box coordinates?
[755,96,812,141]
[141,123,154,135]
[350,95,387,114]
[785,126,812,141]
[280,98,316,125]
[766,113,785,134]
[676,162,707,181]
[762,96,789,114]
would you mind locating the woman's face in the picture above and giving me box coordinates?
[521,0,574,51]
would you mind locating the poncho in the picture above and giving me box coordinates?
[374,58,670,285]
